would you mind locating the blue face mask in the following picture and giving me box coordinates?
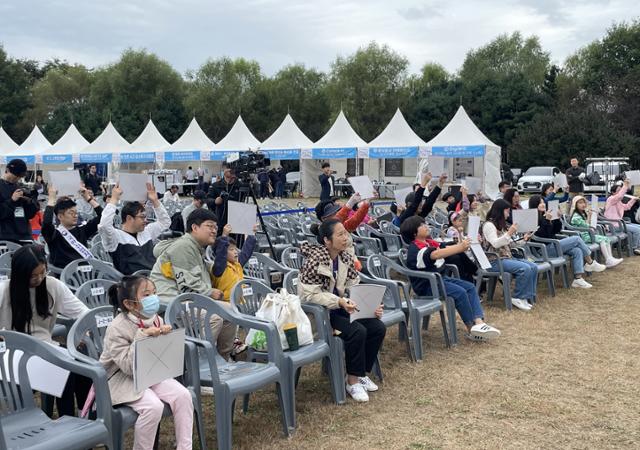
[138,294,160,318]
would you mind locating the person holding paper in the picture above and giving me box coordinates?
[150,208,237,359]
[102,275,194,450]
[315,192,370,233]
[397,172,446,225]
[98,183,171,275]
[542,183,569,205]
[604,180,640,255]
[211,223,257,301]
[482,199,538,311]
[459,187,489,215]
[503,188,523,224]
[569,196,623,267]
[318,162,335,201]
[0,244,90,417]
[207,168,242,227]
[400,216,500,342]
[298,219,386,403]
[528,195,605,288]
[42,185,103,268]
[446,211,465,242]
[0,159,38,243]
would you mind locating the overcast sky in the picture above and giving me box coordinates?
[0,0,635,76]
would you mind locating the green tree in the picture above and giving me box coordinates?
[0,46,34,142]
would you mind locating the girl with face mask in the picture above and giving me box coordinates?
[101,276,194,450]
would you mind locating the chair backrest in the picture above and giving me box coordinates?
[0,241,20,256]
[75,279,117,308]
[61,258,123,291]
[359,273,399,310]
[243,252,292,287]
[91,240,113,264]
[282,270,299,296]
[0,268,10,280]
[229,279,274,316]
[352,235,382,257]
[279,247,305,270]
[0,251,13,269]
[67,306,115,363]
[366,255,386,279]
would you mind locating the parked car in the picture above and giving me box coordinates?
[583,158,631,195]
[517,166,561,193]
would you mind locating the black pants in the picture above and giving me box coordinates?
[330,309,386,377]
[445,252,478,283]
[42,372,92,418]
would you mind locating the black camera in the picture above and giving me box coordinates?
[228,152,270,181]
[219,191,229,200]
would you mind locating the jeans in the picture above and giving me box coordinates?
[490,258,538,301]
[330,309,386,377]
[625,223,640,249]
[547,235,590,276]
[442,276,484,326]
[275,181,284,198]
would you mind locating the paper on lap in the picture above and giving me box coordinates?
[348,176,376,199]
[228,201,257,235]
[512,208,539,233]
[348,284,386,322]
[134,328,185,392]
[49,170,82,197]
[470,243,492,269]
[119,173,149,202]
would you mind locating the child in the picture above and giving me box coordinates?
[401,216,500,341]
[445,211,464,241]
[569,195,623,267]
[541,183,569,205]
[101,276,194,450]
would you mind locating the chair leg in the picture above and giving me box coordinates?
[400,320,414,361]
[215,391,234,450]
[410,310,424,361]
[487,277,497,304]
[242,393,250,414]
[280,361,297,430]
[275,382,292,436]
[192,392,207,450]
[561,264,570,289]
[372,354,383,382]
[501,273,512,310]
[438,310,451,349]
[445,296,458,346]
[328,338,346,404]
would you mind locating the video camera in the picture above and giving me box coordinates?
[228,152,270,182]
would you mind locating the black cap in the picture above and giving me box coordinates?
[442,192,454,202]
[6,159,27,176]
[315,200,342,221]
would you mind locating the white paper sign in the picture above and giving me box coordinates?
[49,170,82,197]
[553,173,568,190]
[348,176,376,199]
[590,195,599,228]
[466,216,481,243]
[512,208,539,233]
[133,328,185,392]
[470,243,492,269]
[626,170,640,186]
[91,287,105,296]
[547,200,560,219]
[348,284,386,322]
[227,201,257,236]
[462,177,482,194]
[95,313,113,328]
[1,344,71,397]
[394,187,413,208]
[427,156,446,176]
[119,173,148,202]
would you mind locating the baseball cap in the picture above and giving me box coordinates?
[314,200,342,220]
[6,159,27,177]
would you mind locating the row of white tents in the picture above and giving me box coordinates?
[0,106,501,196]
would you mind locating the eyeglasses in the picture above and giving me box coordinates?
[135,214,147,219]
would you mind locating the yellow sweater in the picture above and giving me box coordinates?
[212,261,244,301]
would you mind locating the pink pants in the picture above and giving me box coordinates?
[128,378,194,450]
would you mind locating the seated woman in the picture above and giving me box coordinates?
[604,179,640,255]
[569,196,623,267]
[298,219,386,403]
[401,216,500,342]
[481,199,539,311]
[541,183,569,205]
[528,195,606,289]
[503,188,523,223]
[0,244,90,416]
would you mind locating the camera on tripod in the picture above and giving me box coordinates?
[228,152,271,181]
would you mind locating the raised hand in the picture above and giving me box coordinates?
[421,171,432,187]
[146,183,159,205]
[110,185,123,204]
[222,224,232,236]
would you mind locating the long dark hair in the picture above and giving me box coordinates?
[310,218,342,245]
[486,199,511,231]
[107,275,147,315]
[9,244,51,334]
[503,188,519,208]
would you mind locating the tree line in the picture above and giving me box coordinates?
[0,19,638,169]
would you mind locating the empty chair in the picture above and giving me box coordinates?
[91,240,114,264]
[279,247,305,270]
[61,259,123,292]
[0,241,20,256]
[0,268,10,280]
[243,252,293,289]
[0,251,12,269]
[75,279,117,308]
[0,330,113,450]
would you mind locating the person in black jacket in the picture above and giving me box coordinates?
[207,168,242,227]
[397,172,447,225]
[0,159,38,243]
[565,157,585,195]
[318,162,335,201]
[42,185,103,268]
[83,164,102,196]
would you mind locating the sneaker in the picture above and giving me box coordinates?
[346,382,369,402]
[358,376,379,392]
[470,323,501,340]
[511,298,532,311]
[571,278,592,289]
[465,333,487,342]
[584,261,606,272]
[634,248,640,256]
[605,258,623,268]
[231,338,247,356]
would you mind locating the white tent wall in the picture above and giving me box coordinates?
[483,146,502,198]
[301,159,349,198]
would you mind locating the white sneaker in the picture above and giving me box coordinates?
[511,298,532,311]
[346,382,369,402]
[605,258,623,268]
[470,323,501,340]
[584,261,606,272]
[571,278,592,289]
[634,248,640,256]
[358,376,379,392]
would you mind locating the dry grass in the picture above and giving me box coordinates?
[150,255,640,450]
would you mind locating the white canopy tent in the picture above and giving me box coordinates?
[6,126,51,165]
[0,127,19,164]
[168,118,215,162]
[115,120,169,164]
[301,111,367,197]
[40,124,90,165]
[214,115,260,161]
[420,106,502,199]
[260,114,312,161]
[79,122,130,164]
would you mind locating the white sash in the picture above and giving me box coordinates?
[57,225,94,260]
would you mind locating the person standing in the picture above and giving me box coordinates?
[184,166,196,196]
[566,157,585,196]
[207,168,241,227]
[319,162,335,202]
[83,164,102,196]
[257,169,270,199]
[276,166,287,199]
[196,166,205,191]
[0,159,38,243]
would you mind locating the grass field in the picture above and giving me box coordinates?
[147,252,640,450]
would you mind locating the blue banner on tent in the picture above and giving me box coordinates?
[262,149,300,160]
[43,154,72,164]
[164,151,201,162]
[209,151,239,161]
[80,153,112,163]
[311,147,357,159]
[368,146,419,159]
[120,152,156,163]
[6,155,35,164]
[431,145,485,157]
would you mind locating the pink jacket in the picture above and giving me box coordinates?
[604,185,636,220]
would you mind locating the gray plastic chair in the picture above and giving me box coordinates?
[474,251,514,310]
[0,330,113,450]
[512,243,556,299]
[0,268,10,280]
[75,279,117,308]
[279,247,305,270]
[243,252,293,289]
[0,252,12,269]
[61,259,123,292]
[165,293,291,450]
[90,240,114,264]
[531,235,572,288]
[67,306,206,450]
[230,279,338,428]
[0,241,20,256]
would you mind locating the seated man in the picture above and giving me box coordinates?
[150,209,237,359]
[42,184,103,268]
[98,183,171,275]
[181,190,208,228]
[162,185,180,204]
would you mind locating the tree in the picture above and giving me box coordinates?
[0,46,34,142]
[89,49,187,142]
[328,42,410,141]
[184,57,263,142]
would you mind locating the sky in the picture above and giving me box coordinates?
[0,0,636,76]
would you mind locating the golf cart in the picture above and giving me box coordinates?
[583,157,631,195]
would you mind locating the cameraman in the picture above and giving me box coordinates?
[208,168,241,227]
[0,159,39,243]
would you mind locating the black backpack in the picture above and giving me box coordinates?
[169,211,185,234]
